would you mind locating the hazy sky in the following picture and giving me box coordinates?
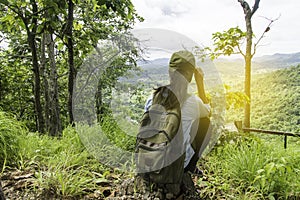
[131,0,300,57]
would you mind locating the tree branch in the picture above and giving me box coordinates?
[32,6,53,16]
[4,3,31,35]
[238,0,250,15]
[251,0,260,16]
[252,15,280,56]
[53,31,67,46]
[238,0,260,18]
[30,0,38,33]
[237,44,246,58]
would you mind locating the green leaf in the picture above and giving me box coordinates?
[0,14,14,23]
[73,21,83,31]
[0,0,9,5]
[265,162,275,176]
[256,169,264,174]
[268,194,276,200]
[94,177,109,184]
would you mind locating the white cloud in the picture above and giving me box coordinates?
[132,28,199,59]
[132,0,300,56]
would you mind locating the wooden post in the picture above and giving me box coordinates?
[284,135,287,149]
[234,120,243,131]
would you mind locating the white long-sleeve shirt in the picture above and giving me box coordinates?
[144,94,210,168]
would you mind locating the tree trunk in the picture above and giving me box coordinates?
[238,0,260,128]
[67,0,75,125]
[0,76,2,102]
[244,16,252,129]
[28,32,45,133]
[41,33,51,131]
[244,57,251,128]
[27,0,45,133]
[96,79,104,123]
[46,33,62,136]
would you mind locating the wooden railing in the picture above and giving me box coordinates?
[234,121,300,149]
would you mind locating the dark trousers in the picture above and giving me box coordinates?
[185,117,210,172]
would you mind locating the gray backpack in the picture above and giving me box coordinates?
[135,86,185,196]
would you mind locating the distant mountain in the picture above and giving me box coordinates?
[138,58,169,73]
[254,52,300,63]
[139,52,300,71]
[135,52,300,85]
[134,58,170,86]
[253,52,300,69]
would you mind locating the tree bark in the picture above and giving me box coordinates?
[238,0,260,128]
[0,76,2,102]
[67,0,75,125]
[28,30,45,133]
[41,33,51,131]
[244,14,253,129]
[27,0,45,133]
[46,33,62,136]
[96,79,102,123]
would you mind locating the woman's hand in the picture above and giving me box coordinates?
[194,67,204,78]
[194,67,209,104]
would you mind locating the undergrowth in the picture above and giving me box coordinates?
[18,127,113,198]
[0,111,116,198]
[1,101,300,199]
[100,114,136,152]
[0,111,26,172]
[198,131,300,199]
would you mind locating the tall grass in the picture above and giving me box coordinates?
[0,111,113,198]
[17,126,109,197]
[0,111,26,171]
[0,109,135,198]
[199,133,300,199]
[76,123,136,175]
[100,115,136,152]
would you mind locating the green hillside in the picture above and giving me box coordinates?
[226,65,300,133]
[251,65,300,133]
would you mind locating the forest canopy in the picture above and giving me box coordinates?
[0,0,143,135]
